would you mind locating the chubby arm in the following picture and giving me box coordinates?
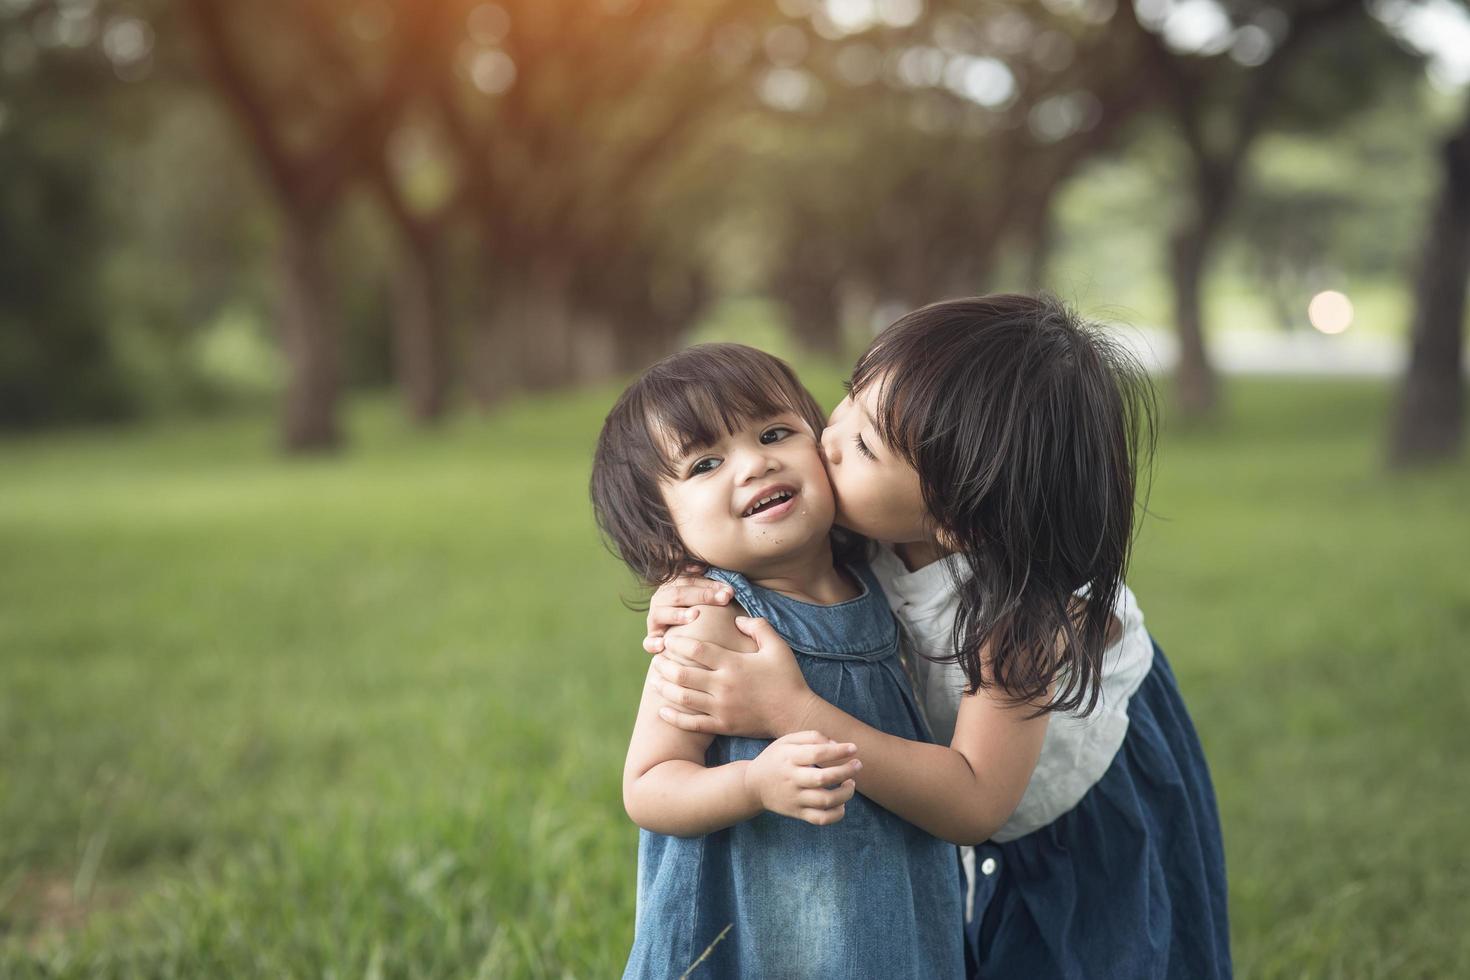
[653,617,1048,845]
[623,605,760,837]
[624,603,862,837]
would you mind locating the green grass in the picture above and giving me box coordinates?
[2,376,1467,978]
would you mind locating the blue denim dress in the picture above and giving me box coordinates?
[623,562,966,979]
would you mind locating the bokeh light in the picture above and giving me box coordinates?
[1308,290,1354,334]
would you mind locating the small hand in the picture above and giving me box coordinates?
[643,565,733,655]
[745,731,861,826]
[653,616,818,739]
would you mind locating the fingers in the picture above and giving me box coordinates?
[664,584,733,608]
[659,644,706,668]
[799,804,846,826]
[780,730,831,745]
[797,758,862,787]
[662,633,731,669]
[793,741,859,767]
[654,680,714,715]
[642,634,664,655]
[734,615,779,645]
[797,779,857,810]
[652,655,716,693]
[658,707,724,735]
[647,577,732,640]
[649,604,699,631]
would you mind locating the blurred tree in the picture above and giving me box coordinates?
[182,0,449,450]
[0,0,172,428]
[0,62,125,428]
[370,129,455,424]
[1233,39,1429,330]
[425,0,763,402]
[749,0,1160,355]
[286,0,459,425]
[1236,187,1348,330]
[1236,82,1438,331]
[1120,0,1380,419]
[1388,90,1470,465]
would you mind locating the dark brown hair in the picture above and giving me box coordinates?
[591,343,863,586]
[851,294,1156,716]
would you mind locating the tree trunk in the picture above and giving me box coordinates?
[517,260,578,390]
[784,282,843,358]
[1388,118,1470,466]
[1169,216,1222,421]
[469,256,581,396]
[569,313,620,382]
[465,314,508,410]
[389,235,450,425]
[774,238,844,357]
[278,215,342,452]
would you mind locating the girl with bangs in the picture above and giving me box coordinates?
[644,296,1231,979]
[591,343,965,979]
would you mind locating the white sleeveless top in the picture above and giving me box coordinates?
[869,547,1154,843]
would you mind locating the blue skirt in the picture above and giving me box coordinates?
[965,643,1231,979]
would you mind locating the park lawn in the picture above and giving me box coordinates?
[1,375,1467,978]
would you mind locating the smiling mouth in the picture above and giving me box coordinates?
[742,489,796,518]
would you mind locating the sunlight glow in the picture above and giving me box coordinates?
[1374,0,1470,89]
[826,0,877,33]
[471,50,516,94]
[1308,291,1354,335]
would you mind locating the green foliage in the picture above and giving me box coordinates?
[0,61,133,428]
[1,377,1467,977]
[1230,86,1443,332]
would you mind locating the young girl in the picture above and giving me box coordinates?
[590,343,966,978]
[643,295,1232,978]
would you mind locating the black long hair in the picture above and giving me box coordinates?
[851,294,1156,716]
[591,343,866,587]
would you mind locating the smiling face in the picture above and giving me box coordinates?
[658,412,836,576]
[819,379,932,547]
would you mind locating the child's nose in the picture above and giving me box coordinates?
[820,427,840,464]
[737,446,779,481]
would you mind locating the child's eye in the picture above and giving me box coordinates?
[760,426,793,444]
[689,457,720,476]
[854,433,877,460]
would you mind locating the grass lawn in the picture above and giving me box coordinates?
[1,374,1467,978]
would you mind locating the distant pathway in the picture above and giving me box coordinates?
[1111,326,1469,378]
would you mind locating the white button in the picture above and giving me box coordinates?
[980,857,997,876]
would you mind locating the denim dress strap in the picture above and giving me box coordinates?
[705,563,896,661]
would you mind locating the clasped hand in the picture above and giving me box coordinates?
[747,732,861,826]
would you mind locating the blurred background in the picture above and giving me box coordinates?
[1,0,1468,976]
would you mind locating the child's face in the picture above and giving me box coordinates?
[658,411,836,574]
[820,380,932,547]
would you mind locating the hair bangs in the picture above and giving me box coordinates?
[641,347,823,474]
[848,318,953,466]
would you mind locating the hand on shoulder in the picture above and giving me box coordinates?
[665,599,758,655]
